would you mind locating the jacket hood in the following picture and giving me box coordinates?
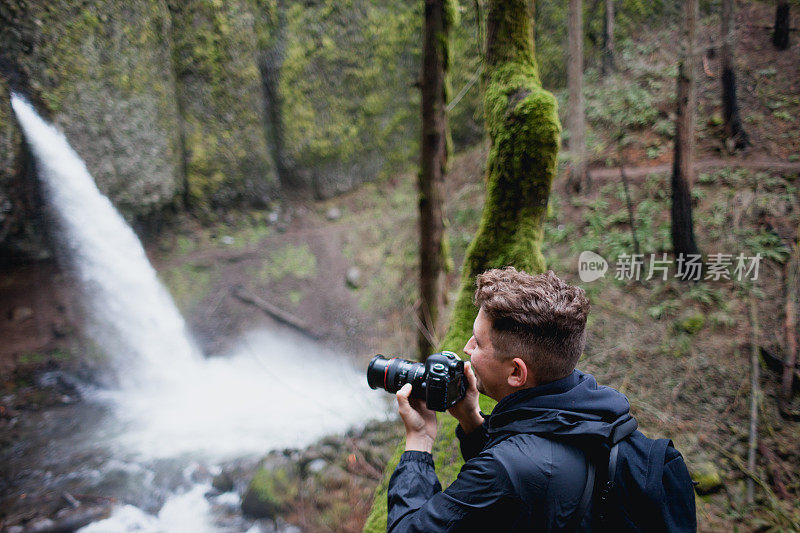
[487,369,634,446]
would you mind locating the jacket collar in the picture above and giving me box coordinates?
[487,370,582,430]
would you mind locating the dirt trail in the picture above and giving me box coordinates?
[589,157,800,180]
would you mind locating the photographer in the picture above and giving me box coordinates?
[387,267,695,532]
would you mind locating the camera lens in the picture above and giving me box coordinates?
[367,355,391,390]
[366,355,427,398]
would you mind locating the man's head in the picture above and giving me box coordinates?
[463,267,590,401]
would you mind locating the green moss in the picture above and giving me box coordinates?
[242,464,299,518]
[678,314,705,335]
[363,1,560,529]
[690,462,723,495]
[169,0,277,210]
[9,0,183,218]
[17,349,71,365]
[161,263,215,308]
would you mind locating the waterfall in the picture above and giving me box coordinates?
[10,94,383,460]
[10,95,199,385]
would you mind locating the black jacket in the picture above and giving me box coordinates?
[387,370,635,532]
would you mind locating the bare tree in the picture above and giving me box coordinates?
[602,0,615,76]
[567,0,588,191]
[671,0,701,259]
[773,1,791,50]
[721,0,749,151]
[417,0,451,359]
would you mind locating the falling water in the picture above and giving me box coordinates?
[11,95,199,386]
[9,94,382,466]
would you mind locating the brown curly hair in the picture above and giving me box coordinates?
[474,267,590,383]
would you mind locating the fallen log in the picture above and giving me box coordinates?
[232,285,320,339]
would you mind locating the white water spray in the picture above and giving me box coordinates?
[10,95,384,461]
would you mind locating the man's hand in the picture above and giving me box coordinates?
[447,361,484,434]
[396,383,437,453]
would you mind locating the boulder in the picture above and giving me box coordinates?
[241,463,299,519]
[345,267,362,289]
[690,461,723,495]
[212,471,235,493]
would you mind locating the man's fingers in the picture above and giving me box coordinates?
[396,383,413,413]
[397,383,413,399]
[465,361,478,388]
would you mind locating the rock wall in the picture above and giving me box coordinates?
[0,0,484,253]
[1,0,183,217]
[168,0,277,210]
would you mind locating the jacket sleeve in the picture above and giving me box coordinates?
[387,450,516,533]
[455,420,489,461]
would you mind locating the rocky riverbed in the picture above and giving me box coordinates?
[1,361,403,532]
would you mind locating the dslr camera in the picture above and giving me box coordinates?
[367,351,466,411]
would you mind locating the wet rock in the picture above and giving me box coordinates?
[345,267,361,289]
[9,306,33,322]
[26,518,55,532]
[241,463,299,519]
[306,458,327,474]
[212,470,235,493]
[276,517,303,533]
[318,464,350,491]
[52,322,71,338]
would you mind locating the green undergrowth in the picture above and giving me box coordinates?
[249,243,317,283]
[161,263,216,309]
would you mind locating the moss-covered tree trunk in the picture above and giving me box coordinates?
[362,0,560,529]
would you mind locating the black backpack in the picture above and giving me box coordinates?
[567,418,698,532]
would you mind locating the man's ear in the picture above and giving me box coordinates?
[507,357,528,388]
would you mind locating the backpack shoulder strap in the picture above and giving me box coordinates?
[565,453,596,532]
[565,416,638,531]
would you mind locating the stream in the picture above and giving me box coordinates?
[5,95,387,531]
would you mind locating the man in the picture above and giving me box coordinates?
[387,267,638,531]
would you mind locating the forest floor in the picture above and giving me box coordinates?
[1,1,799,531]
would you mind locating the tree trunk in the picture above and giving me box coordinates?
[258,0,297,189]
[567,0,588,192]
[602,0,615,76]
[363,0,561,528]
[773,1,790,50]
[721,0,749,151]
[417,0,451,360]
[671,0,700,259]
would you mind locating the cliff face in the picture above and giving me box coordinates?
[0,0,483,255]
[2,0,183,216]
[168,0,277,210]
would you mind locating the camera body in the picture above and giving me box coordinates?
[367,351,466,411]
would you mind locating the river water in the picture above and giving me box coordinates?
[7,95,385,531]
